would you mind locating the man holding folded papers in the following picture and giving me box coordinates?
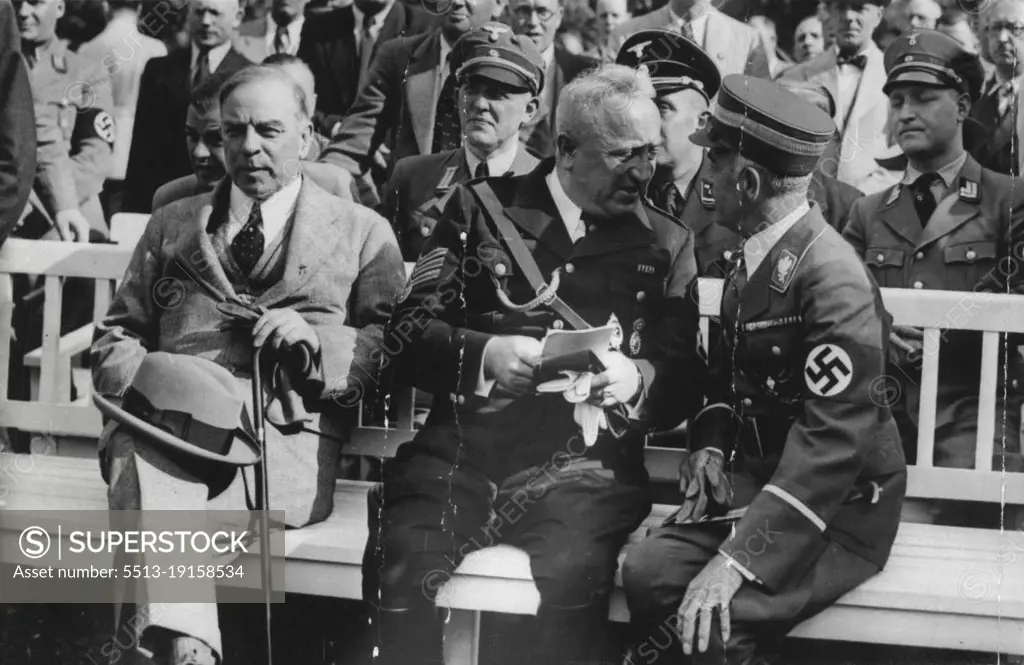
[363,63,701,665]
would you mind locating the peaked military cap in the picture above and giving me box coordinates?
[690,75,834,177]
[450,22,545,96]
[615,28,721,100]
[882,28,985,101]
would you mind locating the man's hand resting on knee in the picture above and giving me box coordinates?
[677,554,744,656]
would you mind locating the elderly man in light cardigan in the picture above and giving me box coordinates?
[90,65,406,665]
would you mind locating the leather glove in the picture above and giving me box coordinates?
[673,448,733,524]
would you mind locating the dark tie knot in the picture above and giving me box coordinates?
[911,172,942,193]
[836,53,867,69]
[475,161,489,179]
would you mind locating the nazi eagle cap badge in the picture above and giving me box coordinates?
[608,313,623,351]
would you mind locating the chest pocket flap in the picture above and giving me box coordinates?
[944,241,997,264]
[865,247,905,268]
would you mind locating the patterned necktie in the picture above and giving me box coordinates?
[193,48,210,90]
[232,203,265,276]
[475,161,489,178]
[675,18,694,41]
[911,173,942,225]
[274,23,291,55]
[432,70,461,153]
[660,180,685,218]
[996,80,1019,119]
[836,52,867,69]
[359,14,376,82]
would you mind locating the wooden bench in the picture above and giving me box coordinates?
[1,241,1023,661]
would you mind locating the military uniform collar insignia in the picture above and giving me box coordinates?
[433,166,459,196]
[884,184,901,207]
[700,180,715,209]
[771,249,799,294]
[958,177,980,203]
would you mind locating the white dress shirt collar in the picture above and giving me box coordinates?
[191,40,233,77]
[465,140,519,178]
[227,176,303,247]
[743,200,810,277]
[545,168,585,242]
[265,15,305,55]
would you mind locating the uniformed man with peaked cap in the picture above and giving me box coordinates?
[843,28,1024,526]
[380,22,543,262]
[364,63,701,665]
[621,75,907,664]
[616,29,738,278]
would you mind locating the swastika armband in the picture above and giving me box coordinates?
[803,340,883,403]
[73,109,116,146]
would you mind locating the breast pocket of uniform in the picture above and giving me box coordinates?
[741,324,802,403]
[943,240,997,289]
[864,247,906,288]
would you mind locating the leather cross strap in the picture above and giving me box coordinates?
[470,181,591,331]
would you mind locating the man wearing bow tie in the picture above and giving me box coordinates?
[781,0,898,194]
[379,24,542,262]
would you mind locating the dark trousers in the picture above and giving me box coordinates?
[621,524,880,665]
[362,445,651,665]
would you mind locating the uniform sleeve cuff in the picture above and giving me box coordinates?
[475,337,497,397]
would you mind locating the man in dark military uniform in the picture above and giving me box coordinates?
[843,29,1024,525]
[616,29,736,278]
[379,23,542,262]
[621,75,907,665]
[16,0,114,241]
[364,63,701,665]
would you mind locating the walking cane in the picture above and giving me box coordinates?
[251,345,274,665]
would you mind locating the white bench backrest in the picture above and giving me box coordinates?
[696,276,1024,505]
[0,240,134,438]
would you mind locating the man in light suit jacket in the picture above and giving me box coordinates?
[91,66,406,665]
[319,0,505,182]
[781,0,898,194]
[609,0,771,81]
[233,0,310,62]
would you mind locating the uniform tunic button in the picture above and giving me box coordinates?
[495,263,507,276]
[723,250,733,261]
[742,397,753,407]
[915,251,924,260]
[771,345,781,356]
[565,263,575,274]
[457,395,466,405]
[966,250,977,260]
[421,226,431,237]
[636,291,646,302]
[876,253,885,262]
[913,281,924,289]
[552,320,564,330]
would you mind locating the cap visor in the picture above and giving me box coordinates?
[689,125,713,148]
[463,65,533,93]
[883,71,949,94]
[93,393,261,466]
